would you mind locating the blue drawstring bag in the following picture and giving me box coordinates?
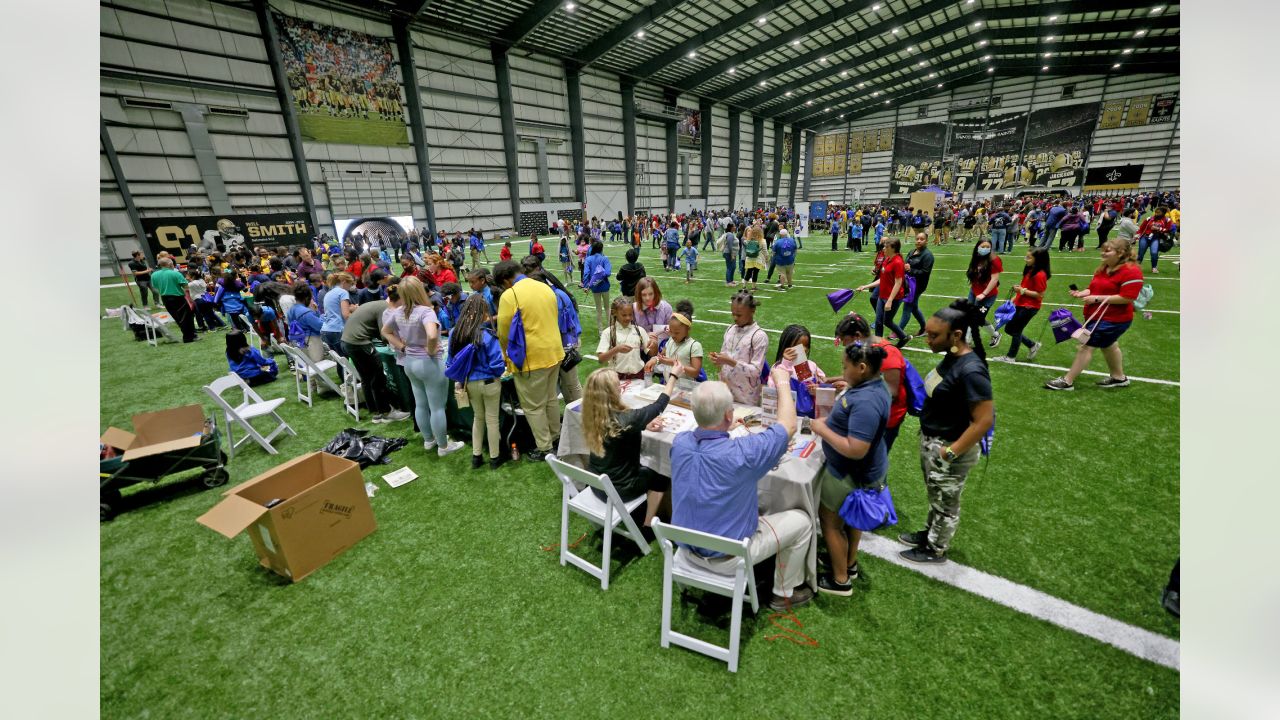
[993,297,1017,330]
[901,359,927,416]
[507,309,527,371]
[444,342,479,383]
[838,484,898,532]
[980,408,996,457]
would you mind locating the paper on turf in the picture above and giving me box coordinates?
[382,467,418,488]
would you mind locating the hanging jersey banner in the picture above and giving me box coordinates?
[141,213,314,263]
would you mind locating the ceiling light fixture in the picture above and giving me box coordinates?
[987,67,994,73]
[1150,6,1164,14]
[973,20,983,27]
[884,100,890,104]
[907,46,914,52]
[928,72,936,77]
[858,82,865,87]
[1113,63,1122,68]
[892,27,900,34]
[806,100,814,106]
[978,40,988,46]
[982,54,991,60]
[1045,36,1055,41]
[1048,15,1058,21]
[917,61,926,66]
[785,91,793,96]
[840,70,849,76]
[791,39,801,46]
[1043,52,1051,57]
[759,80,767,86]
[872,90,880,96]
[825,107,832,112]
[937,83,943,87]
[564,2,576,10]
[1122,47,1133,54]
[1135,29,1146,36]
[687,51,697,58]
[820,57,829,63]
[1042,65,1049,71]
[636,30,645,38]
[872,3,881,10]
[757,16,768,24]
[728,67,736,73]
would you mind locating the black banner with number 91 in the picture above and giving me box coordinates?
[140,213,314,263]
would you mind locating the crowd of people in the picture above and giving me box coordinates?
[121,185,1172,612]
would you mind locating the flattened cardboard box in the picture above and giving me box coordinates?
[198,452,376,582]
[100,404,207,461]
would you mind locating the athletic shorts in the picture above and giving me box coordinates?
[1085,320,1131,349]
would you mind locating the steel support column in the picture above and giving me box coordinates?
[621,80,637,216]
[565,62,587,206]
[699,98,713,200]
[665,90,678,213]
[802,129,815,201]
[491,44,523,233]
[728,109,741,210]
[752,115,764,205]
[394,23,437,235]
[101,117,151,266]
[254,0,318,232]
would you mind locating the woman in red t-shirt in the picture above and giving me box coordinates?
[424,253,457,288]
[991,247,1051,363]
[1045,237,1145,391]
[857,237,908,345]
[832,312,908,450]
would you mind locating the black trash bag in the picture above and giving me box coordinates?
[321,428,407,468]
[360,435,407,467]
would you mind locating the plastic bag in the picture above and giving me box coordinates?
[321,428,408,468]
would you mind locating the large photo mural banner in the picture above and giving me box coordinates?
[1021,102,1101,188]
[275,12,409,147]
[890,122,946,195]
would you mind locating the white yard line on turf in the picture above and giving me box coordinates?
[663,274,1181,315]
[857,534,1180,670]
[693,318,1180,387]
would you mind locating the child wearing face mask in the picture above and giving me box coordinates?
[966,239,1002,340]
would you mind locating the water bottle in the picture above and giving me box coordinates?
[510,442,520,462]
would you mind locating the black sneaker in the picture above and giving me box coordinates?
[848,561,860,580]
[525,450,547,463]
[818,573,853,597]
[898,530,927,547]
[900,546,947,564]
[489,455,508,471]
[471,454,484,469]
[1096,376,1130,388]
[1161,588,1180,618]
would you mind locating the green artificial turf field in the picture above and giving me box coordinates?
[99,229,1179,717]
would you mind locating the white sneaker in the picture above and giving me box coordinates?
[987,331,1002,347]
[1028,342,1042,360]
[370,413,389,424]
[423,439,437,452]
[385,409,411,422]
[989,355,1014,364]
[437,440,466,457]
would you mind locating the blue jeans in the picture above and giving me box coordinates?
[876,297,906,340]
[724,255,736,283]
[321,330,346,380]
[899,295,927,332]
[1137,235,1160,269]
[1040,226,1058,249]
[990,228,1007,253]
[702,233,717,251]
[404,354,450,447]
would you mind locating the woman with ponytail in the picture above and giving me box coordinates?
[899,299,994,564]
[1044,237,1144,391]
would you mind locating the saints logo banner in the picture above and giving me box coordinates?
[1084,164,1144,191]
[140,213,314,263]
[1022,102,1101,188]
[890,122,947,195]
[1126,95,1153,127]
[1150,93,1177,123]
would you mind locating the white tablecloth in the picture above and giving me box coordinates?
[556,383,826,588]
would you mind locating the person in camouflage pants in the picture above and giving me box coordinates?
[917,434,980,553]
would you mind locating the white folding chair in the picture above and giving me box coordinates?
[650,519,759,673]
[124,305,177,346]
[202,373,296,458]
[546,453,650,590]
[246,327,263,352]
[278,342,342,407]
[328,349,363,421]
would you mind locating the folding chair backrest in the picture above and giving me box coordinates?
[206,373,256,409]
[547,453,631,513]
[329,350,359,382]
[650,520,750,561]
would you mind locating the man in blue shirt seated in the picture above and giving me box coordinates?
[670,368,815,611]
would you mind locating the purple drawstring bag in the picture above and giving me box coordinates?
[838,484,898,532]
[904,275,918,303]
[827,288,854,312]
[1048,307,1082,344]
